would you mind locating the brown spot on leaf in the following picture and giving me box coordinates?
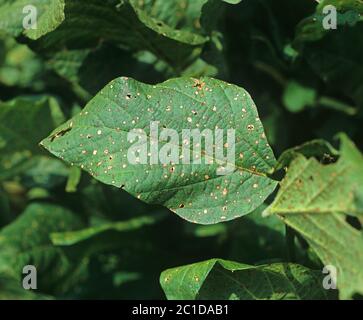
[193,79,206,91]
[50,127,72,142]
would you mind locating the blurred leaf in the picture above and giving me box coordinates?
[294,0,363,46]
[65,166,81,193]
[0,96,67,183]
[283,81,317,113]
[224,204,287,264]
[51,213,165,246]
[0,0,64,39]
[0,35,43,88]
[79,181,152,221]
[0,187,11,227]
[192,223,227,238]
[294,2,363,109]
[305,25,363,108]
[0,202,86,295]
[136,0,207,34]
[133,0,242,35]
[0,96,62,156]
[47,44,166,98]
[26,0,241,95]
[27,0,207,72]
[221,0,242,4]
[50,212,214,299]
[20,156,69,189]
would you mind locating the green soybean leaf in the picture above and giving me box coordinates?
[265,134,363,217]
[264,134,363,298]
[160,258,332,300]
[279,213,363,300]
[41,77,277,224]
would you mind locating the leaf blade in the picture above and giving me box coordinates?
[160,258,332,300]
[41,76,277,224]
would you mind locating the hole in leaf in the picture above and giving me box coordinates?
[345,215,362,231]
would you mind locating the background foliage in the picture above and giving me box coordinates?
[0,0,362,300]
